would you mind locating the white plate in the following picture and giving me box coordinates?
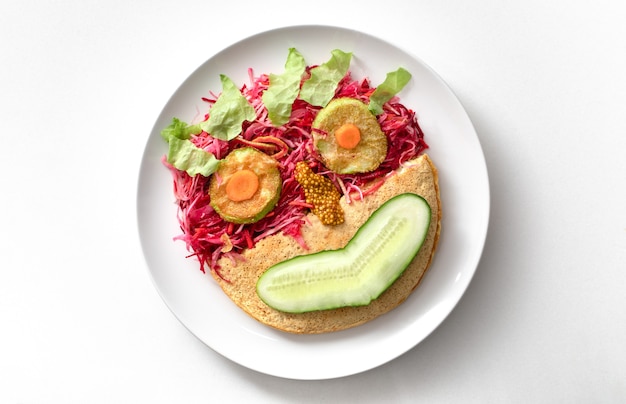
[137,25,489,380]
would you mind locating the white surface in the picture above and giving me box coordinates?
[2,0,625,401]
[137,25,489,380]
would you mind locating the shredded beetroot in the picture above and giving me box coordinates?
[164,68,428,278]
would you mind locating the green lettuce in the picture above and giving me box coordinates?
[368,67,412,115]
[166,136,220,177]
[300,49,352,107]
[262,48,306,126]
[199,74,256,140]
[161,118,219,177]
[160,117,201,142]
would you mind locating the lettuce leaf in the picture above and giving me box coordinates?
[199,74,256,140]
[160,117,201,142]
[368,67,412,115]
[300,49,352,107]
[166,136,220,177]
[262,48,306,126]
[161,118,219,177]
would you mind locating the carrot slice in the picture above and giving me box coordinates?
[334,123,361,149]
[225,169,259,202]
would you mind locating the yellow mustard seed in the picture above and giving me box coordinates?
[294,162,344,226]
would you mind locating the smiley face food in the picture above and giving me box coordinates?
[160,48,439,333]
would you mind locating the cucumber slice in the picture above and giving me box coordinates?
[256,193,431,313]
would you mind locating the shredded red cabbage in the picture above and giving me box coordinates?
[164,68,428,278]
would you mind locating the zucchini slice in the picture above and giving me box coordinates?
[209,147,281,224]
[312,97,388,174]
[256,193,431,313]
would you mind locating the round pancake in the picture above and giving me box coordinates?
[211,153,441,334]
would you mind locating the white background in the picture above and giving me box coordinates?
[2,0,625,402]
